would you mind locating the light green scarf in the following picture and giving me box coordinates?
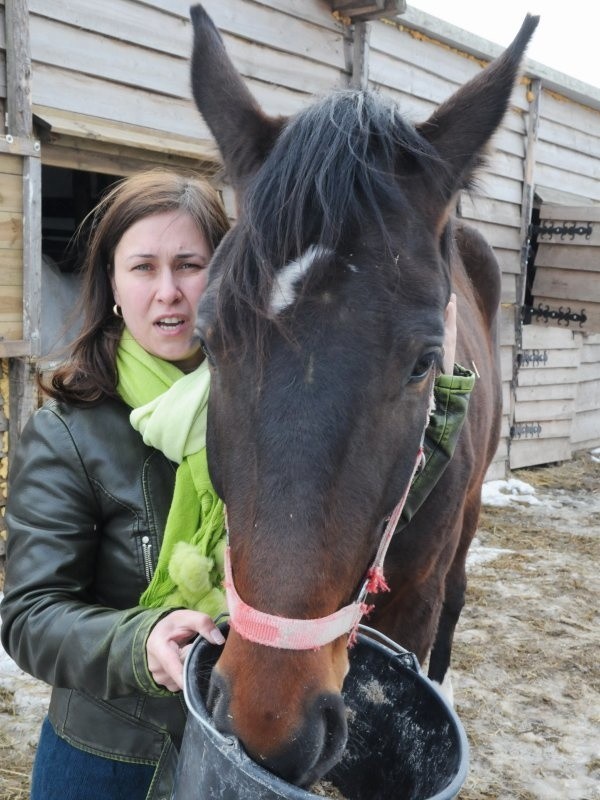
[116,330,227,619]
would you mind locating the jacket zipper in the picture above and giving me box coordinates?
[141,536,154,584]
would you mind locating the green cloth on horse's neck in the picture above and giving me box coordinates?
[116,330,227,618]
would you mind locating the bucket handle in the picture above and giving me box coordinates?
[356,624,421,673]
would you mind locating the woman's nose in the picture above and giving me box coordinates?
[156,269,182,304]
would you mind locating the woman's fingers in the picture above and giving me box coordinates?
[146,610,225,691]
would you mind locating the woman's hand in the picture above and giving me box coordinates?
[146,609,225,692]
[442,293,458,375]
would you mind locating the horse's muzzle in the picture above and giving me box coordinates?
[207,671,348,787]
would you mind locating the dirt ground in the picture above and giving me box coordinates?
[0,451,598,800]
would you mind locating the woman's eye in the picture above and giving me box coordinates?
[132,263,152,272]
[178,262,205,271]
[409,353,436,382]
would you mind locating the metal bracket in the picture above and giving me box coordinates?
[522,304,587,327]
[518,349,548,367]
[510,422,543,439]
[531,221,593,240]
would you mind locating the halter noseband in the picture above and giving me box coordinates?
[223,443,426,651]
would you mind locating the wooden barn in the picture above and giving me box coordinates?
[1,0,599,536]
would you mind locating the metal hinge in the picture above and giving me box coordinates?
[522,304,587,327]
[518,349,548,367]
[531,221,593,240]
[510,423,543,439]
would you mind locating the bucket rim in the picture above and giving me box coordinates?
[181,626,469,800]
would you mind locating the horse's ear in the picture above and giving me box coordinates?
[190,5,286,193]
[417,15,539,212]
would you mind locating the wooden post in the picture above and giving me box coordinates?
[5,0,41,452]
[350,21,371,90]
[518,78,541,310]
[5,0,33,139]
[508,78,541,469]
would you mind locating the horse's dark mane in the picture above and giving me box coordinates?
[214,90,446,347]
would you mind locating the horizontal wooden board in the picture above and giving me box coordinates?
[484,459,507,482]
[513,398,575,423]
[32,0,346,67]
[0,250,23,284]
[31,14,343,104]
[536,142,600,191]
[577,360,600,383]
[519,348,581,369]
[534,162,600,206]
[34,106,220,163]
[510,437,571,469]
[0,339,31,357]
[570,409,600,449]
[0,171,23,212]
[538,114,600,163]
[500,272,517,304]
[0,284,22,314]
[499,305,516,346]
[516,365,580,387]
[533,267,600,304]
[0,319,23,340]
[0,154,23,175]
[515,382,577,403]
[0,212,23,249]
[540,204,600,223]
[521,323,579,349]
[459,194,521,229]
[535,244,600,272]
[574,379,600,413]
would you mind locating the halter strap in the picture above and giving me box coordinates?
[224,547,366,650]
[224,444,425,650]
[224,379,434,650]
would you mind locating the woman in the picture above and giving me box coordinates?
[1,170,230,800]
[1,168,473,800]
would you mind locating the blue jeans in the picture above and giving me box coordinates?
[31,717,156,800]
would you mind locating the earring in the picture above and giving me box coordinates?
[113,304,123,318]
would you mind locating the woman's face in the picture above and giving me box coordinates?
[112,210,211,371]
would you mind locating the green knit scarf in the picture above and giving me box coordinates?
[116,330,227,619]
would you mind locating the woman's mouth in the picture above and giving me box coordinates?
[155,316,186,331]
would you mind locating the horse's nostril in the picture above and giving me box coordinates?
[260,692,348,788]
[207,671,231,732]
[315,693,348,776]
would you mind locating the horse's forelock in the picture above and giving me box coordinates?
[214,90,443,350]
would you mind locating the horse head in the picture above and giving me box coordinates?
[189,5,537,786]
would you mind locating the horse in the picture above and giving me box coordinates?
[188,5,538,788]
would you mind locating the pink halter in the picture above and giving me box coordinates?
[223,444,425,651]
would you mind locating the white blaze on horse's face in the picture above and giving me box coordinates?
[269,244,333,315]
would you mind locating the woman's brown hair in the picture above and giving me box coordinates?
[41,170,230,406]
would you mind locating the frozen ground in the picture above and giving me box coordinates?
[0,451,599,799]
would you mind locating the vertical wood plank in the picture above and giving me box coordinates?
[22,154,41,356]
[5,0,32,137]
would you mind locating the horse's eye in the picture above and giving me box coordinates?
[198,337,215,367]
[409,352,436,383]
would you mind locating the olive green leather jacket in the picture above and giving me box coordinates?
[0,367,473,798]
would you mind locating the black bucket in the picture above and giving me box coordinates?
[173,626,468,800]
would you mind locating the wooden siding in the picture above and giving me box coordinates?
[510,324,580,468]
[572,333,600,450]
[28,0,348,163]
[0,154,23,341]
